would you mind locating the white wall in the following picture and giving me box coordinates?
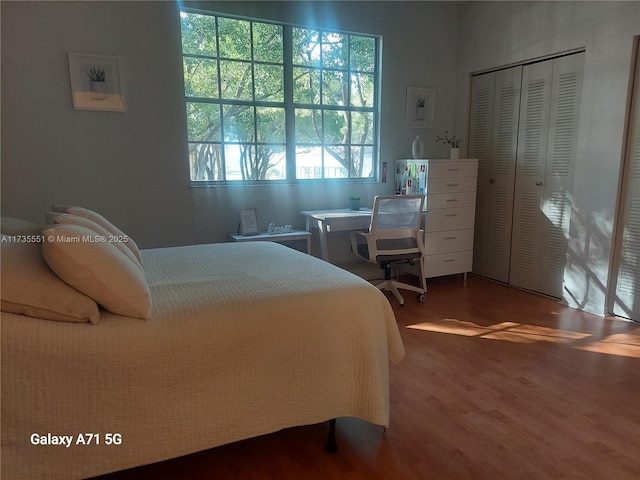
[456,1,640,315]
[1,0,460,264]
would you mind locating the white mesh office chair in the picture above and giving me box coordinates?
[350,195,426,306]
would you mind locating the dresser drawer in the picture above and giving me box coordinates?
[424,229,474,255]
[424,206,475,232]
[425,250,474,278]
[427,160,478,179]
[425,191,477,210]
[426,175,477,194]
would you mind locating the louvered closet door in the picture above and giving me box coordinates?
[510,53,584,297]
[612,46,640,321]
[471,66,522,282]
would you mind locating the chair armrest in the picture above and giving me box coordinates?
[350,230,376,262]
[349,230,364,257]
[417,228,426,253]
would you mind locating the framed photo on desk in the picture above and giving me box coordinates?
[239,208,260,235]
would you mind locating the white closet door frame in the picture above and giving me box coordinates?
[610,40,640,321]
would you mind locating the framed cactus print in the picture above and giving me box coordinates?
[68,53,125,112]
[405,87,435,128]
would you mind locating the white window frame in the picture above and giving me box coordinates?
[180,9,381,186]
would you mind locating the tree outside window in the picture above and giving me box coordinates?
[180,10,379,184]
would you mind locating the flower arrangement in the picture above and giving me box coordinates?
[436,131,463,148]
[415,97,426,108]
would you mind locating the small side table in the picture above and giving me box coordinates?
[227,230,312,254]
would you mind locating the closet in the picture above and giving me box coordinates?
[611,44,640,321]
[469,51,585,298]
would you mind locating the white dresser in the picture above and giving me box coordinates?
[395,158,478,278]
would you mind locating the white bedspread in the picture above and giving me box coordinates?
[1,242,404,480]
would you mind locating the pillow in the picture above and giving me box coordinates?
[1,217,42,236]
[1,235,100,324]
[51,205,142,264]
[42,224,152,320]
[45,212,142,269]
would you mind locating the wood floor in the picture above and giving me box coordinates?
[95,274,640,480]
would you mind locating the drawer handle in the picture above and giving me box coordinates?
[445,214,458,217]
[447,183,460,187]
[444,259,456,263]
[447,168,460,172]
[445,198,459,202]
[444,236,457,240]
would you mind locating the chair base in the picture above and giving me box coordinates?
[373,279,424,306]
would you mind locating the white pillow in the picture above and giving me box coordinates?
[45,212,142,269]
[42,224,152,320]
[1,236,100,324]
[51,205,142,264]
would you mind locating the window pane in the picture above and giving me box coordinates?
[350,145,374,178]
[322,70,347,106]
[296,146,323,179]
[225,144,284,180]
[218,17,251,60]
[295,108,322,144]
[350,72,374,107]
[224,144,249,180]
[292,28,320,66]
[183,58,218,98]
[259,145,287,180]
[351,111,374,144]
[189,143,223,181]
[223,105,255,142]
[186,103,221,141]
[253,22,283,63]
[180,12,217,56]
[256,107,285,143]
[324,146,348,178]
[350,35,375,72]
[220,60,252,100]
[323,110,348,144]
[293,67,320,104]
[322,32,347,69]
[254,64,284,102]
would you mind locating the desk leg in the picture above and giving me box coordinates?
[305,217,329,261]
[316,220,330,262]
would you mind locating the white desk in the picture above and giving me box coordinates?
[228,230,312,254]
[301,209,372,262]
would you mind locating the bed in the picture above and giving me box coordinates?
[1,214,405,480]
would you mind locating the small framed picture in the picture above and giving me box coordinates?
[405,86,435,128]
[68,53,125,112]
[239,208,260,236]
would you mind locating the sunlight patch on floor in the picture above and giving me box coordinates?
[405,318,640,355]
[574,333,640,358]
[407,319,589,344]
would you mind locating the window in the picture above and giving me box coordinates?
[180,10,380,184]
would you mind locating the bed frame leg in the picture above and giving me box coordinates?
[324,418,338,453]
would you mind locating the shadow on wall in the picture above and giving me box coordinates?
[564,204,615,317]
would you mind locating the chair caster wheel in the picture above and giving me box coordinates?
[417,293,425,302]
